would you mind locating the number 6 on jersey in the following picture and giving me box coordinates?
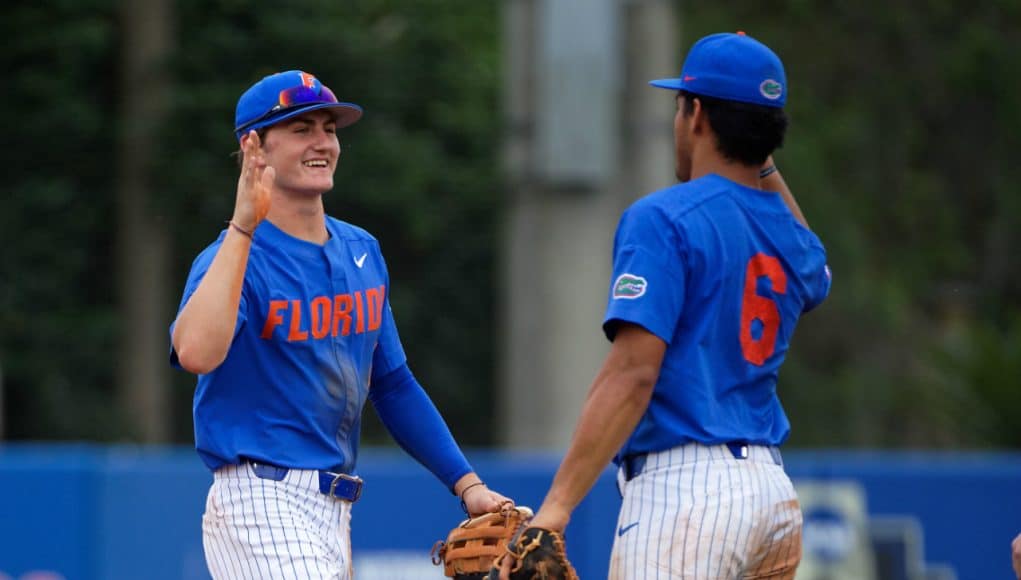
[740,252,787,366]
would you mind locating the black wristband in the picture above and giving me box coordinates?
[759,165,778,179]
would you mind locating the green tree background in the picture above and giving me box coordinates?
[2,0,1018,448]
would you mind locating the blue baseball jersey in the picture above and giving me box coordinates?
[171,217,406,474]
[605,174,831,457]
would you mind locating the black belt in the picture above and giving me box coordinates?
[247,460,363,503]
[622,442,782,482]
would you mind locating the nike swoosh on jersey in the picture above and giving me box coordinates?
[354,253,367,268]
[617,522,639,537]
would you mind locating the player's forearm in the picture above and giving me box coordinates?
[172,228,252,373]
[537,358,657,527]
[369,364,472,490]
[761,157,809,229]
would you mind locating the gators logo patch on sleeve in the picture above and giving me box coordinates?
[613,274,648,299]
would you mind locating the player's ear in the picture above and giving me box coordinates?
[690,97,709,135]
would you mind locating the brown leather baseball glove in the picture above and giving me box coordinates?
[432,505,534,579]
[490,525,579,580]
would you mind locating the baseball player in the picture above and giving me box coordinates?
[500,32,830,579]
[170,70,510,580]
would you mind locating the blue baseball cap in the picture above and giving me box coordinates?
[649,31,786,108]
[234,70,363,141]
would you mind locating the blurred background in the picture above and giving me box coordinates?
[1,0,1019,579]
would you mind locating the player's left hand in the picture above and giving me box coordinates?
[527,505,570,533]
[461,483,513,516]
[492,522,579,580]
[493,504,572,580]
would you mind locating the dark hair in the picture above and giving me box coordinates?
[233,127,270,169]
[681,91,788,166]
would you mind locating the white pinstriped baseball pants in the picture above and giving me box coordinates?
[202,463,354,579]
[610,443,802,580]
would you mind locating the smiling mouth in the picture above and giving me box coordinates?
[303,160,329,168]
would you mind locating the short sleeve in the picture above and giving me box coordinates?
[371,293,408,379]
[799,228,831,313]
[602,204,687,343]
[804,263,832,313]
[168,240,248,368]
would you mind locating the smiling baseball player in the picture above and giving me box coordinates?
[500,32,831,580]
[170,70,510,579]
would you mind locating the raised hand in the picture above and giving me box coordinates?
[232,130,274,232]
